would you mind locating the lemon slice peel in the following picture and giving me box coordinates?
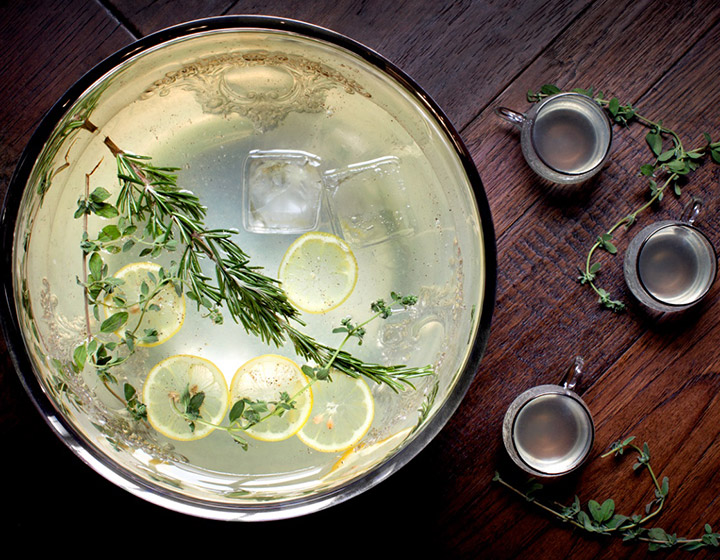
[324,426,413,482]
[297,371,375,453]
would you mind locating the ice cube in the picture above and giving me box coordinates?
[323,156,416,247]
[243,150,324,234]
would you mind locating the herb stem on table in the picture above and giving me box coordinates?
[494,436,720,552]
[527,85,720,312]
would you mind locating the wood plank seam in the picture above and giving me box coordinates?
[96,0,141,40]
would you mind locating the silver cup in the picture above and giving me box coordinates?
[502,357,595,478]
[624,199,717,313]
[496,92,612,184]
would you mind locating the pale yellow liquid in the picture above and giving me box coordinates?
[25,93,467,501]
[513,394,592,475]
[17,31,485,504]
[638,225,715,306]
[532,97,610,175]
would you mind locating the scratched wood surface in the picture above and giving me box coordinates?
[2,0,720,557]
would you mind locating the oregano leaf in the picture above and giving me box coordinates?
[100,311,128,333]
[646,131,663,156]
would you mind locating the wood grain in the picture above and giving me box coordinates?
[0,0,133,185]
[446,3,720,556]
[2,1,720,558]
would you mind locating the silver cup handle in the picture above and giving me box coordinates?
[682,196,703,226]
[562,356,584,392]
[495,106,526,129]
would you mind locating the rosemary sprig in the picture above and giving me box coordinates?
[494,436,720,552]
[103,138,433,388]
[527,85,720,311]
[74,130,433,419]
[104,136,300,340]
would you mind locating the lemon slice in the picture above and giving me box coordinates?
[229,354,313,442]
[143,354,229,441]
[325,427,413,482]
[278,232,358,314]
[297,372,375,453]
[104,261,185,347]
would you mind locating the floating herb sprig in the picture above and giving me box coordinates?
[73,125,433,420]
[528,84,720,311]
[175,293,421,448]
[494,436,719,552]
[103,136,432,389]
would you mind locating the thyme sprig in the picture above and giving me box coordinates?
[528,85,720,311]
[494,436,720,552]
[173,294,424,449]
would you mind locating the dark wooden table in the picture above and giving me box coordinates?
[3,1,720,557]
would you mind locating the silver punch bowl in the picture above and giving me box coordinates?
[0,16,495,520]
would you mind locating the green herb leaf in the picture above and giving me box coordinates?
[657,149,676,162]
[124,330,135,353]
[588,500,603,522]
[608,97,620,116]
[229,400,245,423]
[639,163,655,176]
[100,311,128,333]
[607,514,630,530]
[89,187,112,202]
[597,233,617,254]
[72,343,87,372]
[88,252,103,279]
[659,476,669,497]
[646,130,663,156]
[99,224,121,241]
[667,159,688,173]
[600,499,615,522]
[124,382,137,401]
[93,202,119,218]
[540,84,561,96]
[74,200,88,219]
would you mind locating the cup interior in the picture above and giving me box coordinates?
[530,93,612,176]
[503,384,594,477]
[637,224,717,307]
